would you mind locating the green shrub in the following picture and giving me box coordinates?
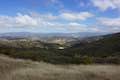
[81,56,93,64]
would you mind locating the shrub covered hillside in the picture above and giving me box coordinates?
[64,33,120,64]
[0,33,120,64]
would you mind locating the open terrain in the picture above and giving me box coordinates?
[0,32,119,64]
[0,55,120,80]
[0,32,119,80]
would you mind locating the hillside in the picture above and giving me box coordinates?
[0,32,119,64]
[0,55,120,80]
[67,33,120,57]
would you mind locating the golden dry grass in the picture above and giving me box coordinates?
[0,55,120,80]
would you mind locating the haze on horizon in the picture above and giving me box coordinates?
[0,0,120,33]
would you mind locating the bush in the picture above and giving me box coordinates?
[81,56,93,64]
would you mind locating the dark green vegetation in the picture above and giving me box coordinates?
[0,33,120,64]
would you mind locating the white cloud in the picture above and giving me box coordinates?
[0,12,98,33]
[0,13,38,27]
[98,17,120,27]
[91,0,120,11]
[1,12,120,33]
[0,12,94,28]
[0,13,57,28]
[96,17,120,32]
[15,13,38,27]
[66,22,101,32]
[67,22,87,32]
[60,12,94,21]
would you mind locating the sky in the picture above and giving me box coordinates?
[0,0,120,33]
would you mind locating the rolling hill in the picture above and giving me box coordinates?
[0,32,119,64]
[67,32,120,57]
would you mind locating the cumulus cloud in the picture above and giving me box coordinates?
[0,12,94,27]
[15,13,39,27]
[0,12,99,33]
[1,12,119,33]
[0,13,58,28]
[91,0,120,11]
[60,12,94,21]
[0,13,39,27]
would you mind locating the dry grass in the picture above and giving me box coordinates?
[0,55,120,80]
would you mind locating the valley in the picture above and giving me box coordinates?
[0,32,119,64]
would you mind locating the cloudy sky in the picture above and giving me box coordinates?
[0,0,120,33]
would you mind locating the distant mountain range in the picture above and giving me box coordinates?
[0,32,107,38]
[0,32,108,44]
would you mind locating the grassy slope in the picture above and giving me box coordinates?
[0,55,120,80]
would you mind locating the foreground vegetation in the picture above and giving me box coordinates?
[0,55,120,80]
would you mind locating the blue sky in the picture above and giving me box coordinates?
[0,0,120,33]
